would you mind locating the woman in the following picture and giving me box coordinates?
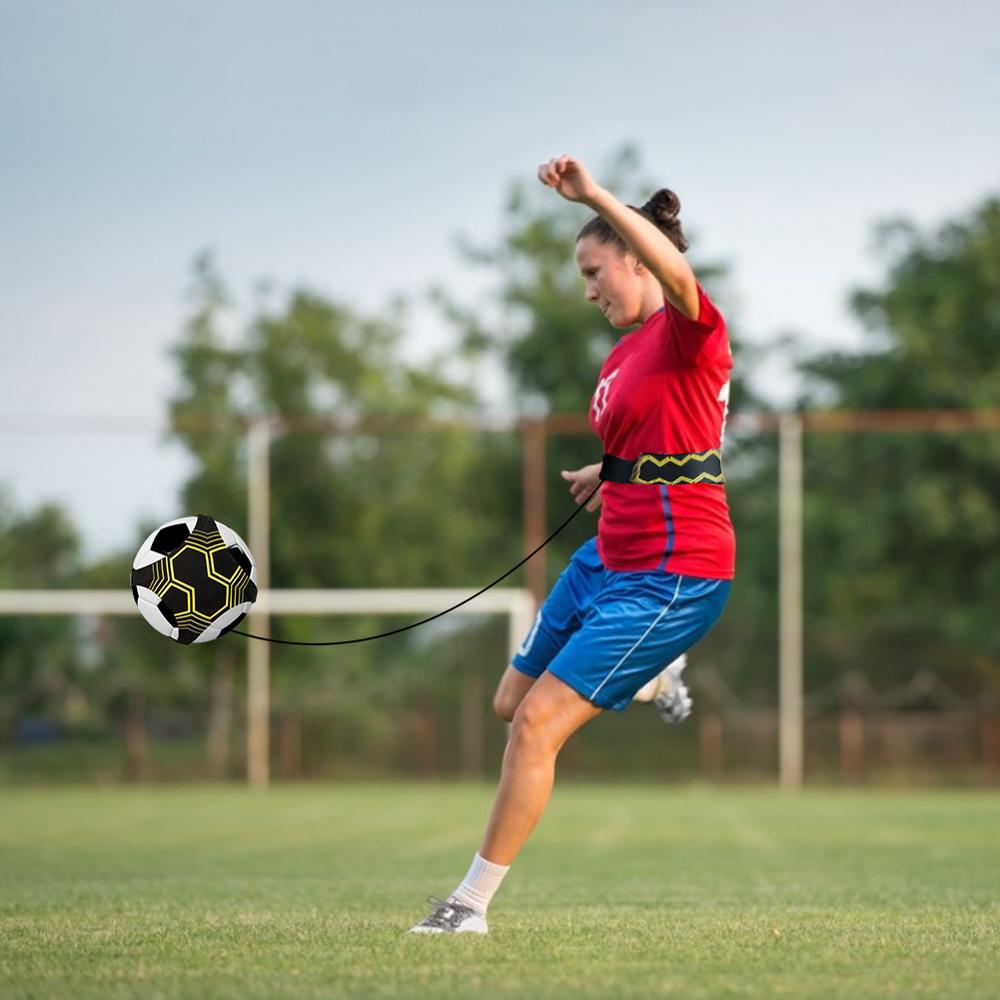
[411,155,735,934]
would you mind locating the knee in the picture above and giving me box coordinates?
[493,670,532,722]
[508,699,557,754]
[492,690,516,723]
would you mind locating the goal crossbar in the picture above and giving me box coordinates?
[0,588,537,663]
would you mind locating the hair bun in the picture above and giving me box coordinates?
[642,188,681,223]
[636,188,688,252]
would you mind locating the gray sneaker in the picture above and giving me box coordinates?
[409,896,488,935]
[652,658,693,726]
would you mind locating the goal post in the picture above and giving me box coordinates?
[0,587,538,785]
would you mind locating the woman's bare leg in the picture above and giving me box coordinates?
[479,671,601,865]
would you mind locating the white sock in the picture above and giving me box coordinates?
[450,853,510,915]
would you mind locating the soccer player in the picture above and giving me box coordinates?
[411,155,735,934]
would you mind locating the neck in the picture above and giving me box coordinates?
[639,289,665,322]
[636,273,666,322]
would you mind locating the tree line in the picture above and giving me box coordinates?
[2,149,998,779]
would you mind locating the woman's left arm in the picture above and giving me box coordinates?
[539,155,700,319]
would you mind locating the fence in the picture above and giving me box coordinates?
[1,409,998,786]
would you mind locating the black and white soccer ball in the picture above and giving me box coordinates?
[130,515,258,644]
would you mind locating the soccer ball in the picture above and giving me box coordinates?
[130,515,258,644]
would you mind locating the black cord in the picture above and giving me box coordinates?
[230,483,601,646]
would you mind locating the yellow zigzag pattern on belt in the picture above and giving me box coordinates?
[637,470,725,485]
[638,448,721,467]
[633,449,723,485]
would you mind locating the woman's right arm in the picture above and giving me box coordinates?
[560,463,603,512]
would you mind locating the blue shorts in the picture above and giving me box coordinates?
[512,537,731,711]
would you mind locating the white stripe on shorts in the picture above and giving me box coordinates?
[516,610,543,659]
[588,575,683,702]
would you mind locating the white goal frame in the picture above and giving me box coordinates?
[0,587,538,785]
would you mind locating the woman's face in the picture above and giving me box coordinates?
[575,236,646,328]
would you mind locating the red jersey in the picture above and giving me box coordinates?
[588,285,736,579]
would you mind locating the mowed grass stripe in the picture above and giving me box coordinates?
[0,785,998,999]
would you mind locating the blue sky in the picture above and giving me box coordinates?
[2,0,998,560]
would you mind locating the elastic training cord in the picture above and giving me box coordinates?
[231,483,601,646]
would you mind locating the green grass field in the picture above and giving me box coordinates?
[1,784,998,999]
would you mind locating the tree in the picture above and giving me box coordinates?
[797,197,1000,689]
[164,258,526,774]
[438,145,753,416]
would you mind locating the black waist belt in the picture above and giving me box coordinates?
[600,449,724,486]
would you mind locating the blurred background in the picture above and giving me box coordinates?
[2,0,999,787]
